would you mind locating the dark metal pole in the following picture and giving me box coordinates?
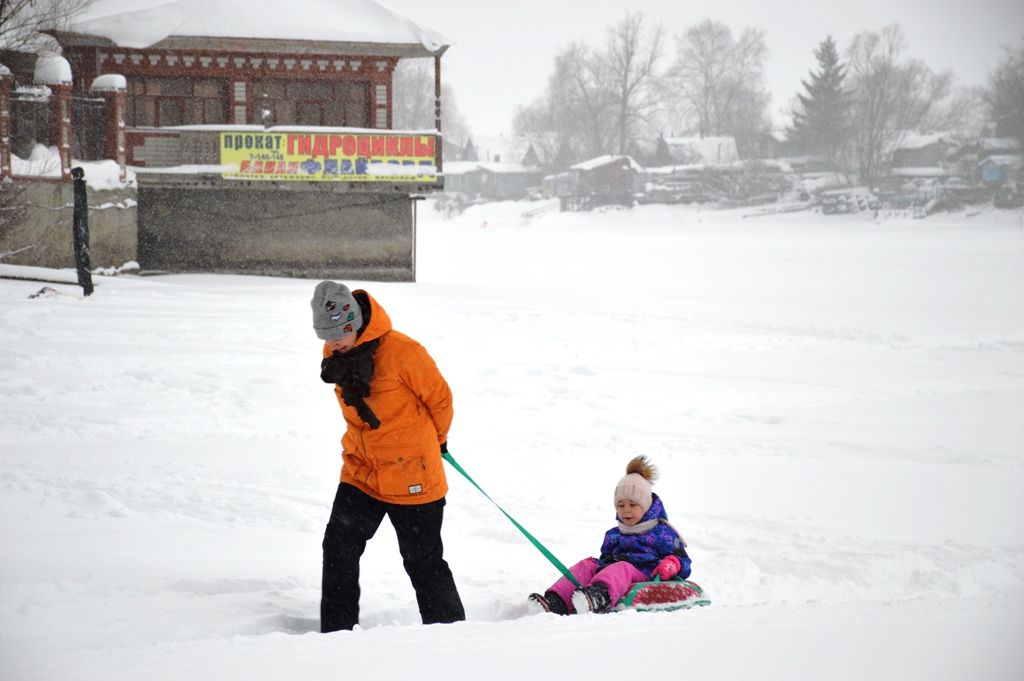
[434,55,443,173]
[434,55,442,133]
[71,167,93,296]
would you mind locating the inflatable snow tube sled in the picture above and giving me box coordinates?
[615,577,710,612]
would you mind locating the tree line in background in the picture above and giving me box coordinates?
[505,12,1024,186]
[390,58,471,154]
[2,1,1022,192]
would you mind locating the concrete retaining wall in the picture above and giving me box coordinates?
[0,181,137,269]
[3,180,418,281]
[137,186,415,280]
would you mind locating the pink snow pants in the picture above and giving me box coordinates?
[547,557,646,613]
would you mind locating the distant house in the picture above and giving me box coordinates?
[440,133,545,201]
[468,132,545,167]
[545,154,644,209]
[752,130,784,160]
[978,155,1024,185]
[662,136,739,166]
[890,166,948,180]
[949,137,1022,177]
[975,138,1023,157]
[441,161,483,196]
[891,132,957,166]
[777,155,831,173]
[443,160,541,200]
[521,143,541,168]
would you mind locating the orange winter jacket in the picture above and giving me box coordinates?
[322,291,452,505]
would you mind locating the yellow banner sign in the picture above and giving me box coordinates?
[220,132,438,182]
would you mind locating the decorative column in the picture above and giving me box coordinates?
[0,64,12,179]
[90,74,127,182]
[34,54,74,182]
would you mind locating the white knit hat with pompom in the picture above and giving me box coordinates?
[613,455,658,514]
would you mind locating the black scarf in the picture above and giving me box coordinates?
[320,338,382,429]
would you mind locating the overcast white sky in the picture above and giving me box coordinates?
[381,0,1024,135]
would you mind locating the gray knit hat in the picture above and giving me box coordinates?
[310,281,362,341]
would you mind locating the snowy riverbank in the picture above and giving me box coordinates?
[2,202,1023,680]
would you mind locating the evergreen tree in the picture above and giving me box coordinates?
[787,36,851,169]
[462,137,478,162]
[521,143,541,167]
[653,134,675,166]
[553,140,578,168]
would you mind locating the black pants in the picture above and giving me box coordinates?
[321,483,465,632]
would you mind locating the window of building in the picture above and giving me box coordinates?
[126,77,227,127]
[253,79,369,128]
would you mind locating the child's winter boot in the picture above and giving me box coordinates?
[528,591,569,616]
[571,582,612,613]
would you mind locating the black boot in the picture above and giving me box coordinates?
[571,582,612,613]
[528,590,569,615]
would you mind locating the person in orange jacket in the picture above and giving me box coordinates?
[311,280,465,632]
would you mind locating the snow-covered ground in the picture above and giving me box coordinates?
[2,201,1023,680]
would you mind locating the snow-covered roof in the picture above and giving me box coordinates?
[644,158,793,175]
[896,131,957,150]
[664,136,739,165]
[978,154,1024,168]
[442,161,535,176]
[978,138,1023,152]
[475,162,534,174]
[67,0,451,57]
[465,133,538,165]
[891,167,948,177]
[439,161,481,176]
[33,55,72,85]
[571,155,643,172]
[776,154,827,165]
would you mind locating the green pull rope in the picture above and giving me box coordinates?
[443,450,581,588]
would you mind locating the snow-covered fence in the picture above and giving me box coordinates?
[10,87,52,166]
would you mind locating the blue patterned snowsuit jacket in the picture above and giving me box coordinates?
[598,493,692,579]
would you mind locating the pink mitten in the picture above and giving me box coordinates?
[654,555,681,580]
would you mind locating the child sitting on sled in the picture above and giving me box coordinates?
[528,455,691,615]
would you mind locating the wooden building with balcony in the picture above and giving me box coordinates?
[46,0,451,280]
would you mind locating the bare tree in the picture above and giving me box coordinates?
[512,101,562,166]
[391,58,470,149]
[596,11,664,155]
[514,41,615,163]
[931,85,987,138]
[1,0,95,52]
[986,38,1024,145]
[670,19,770,158]
[845,24,956,184]
[555,42,616,158]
